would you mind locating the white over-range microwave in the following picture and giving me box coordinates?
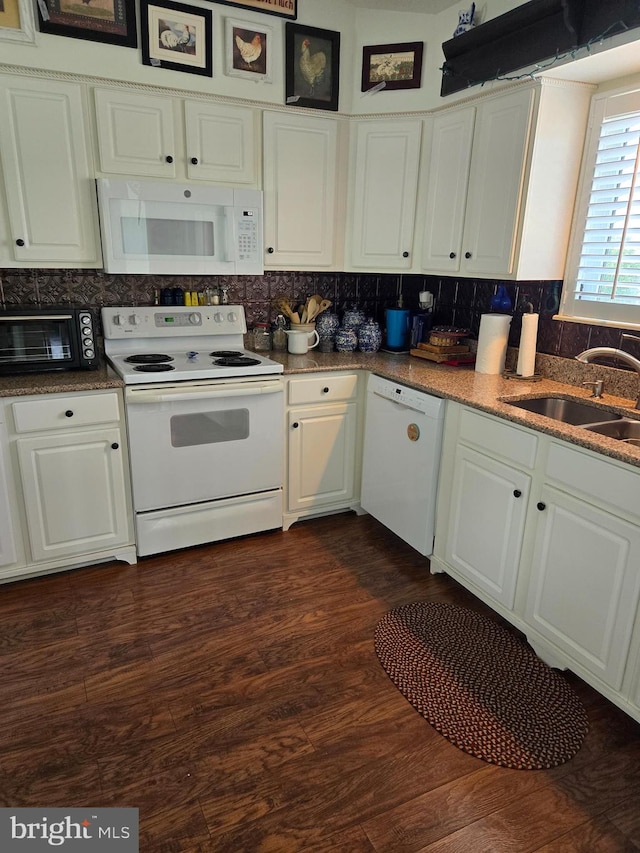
[96,178,263,275]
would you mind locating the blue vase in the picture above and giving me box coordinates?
[316,311,340,338]
[342,307,366,331]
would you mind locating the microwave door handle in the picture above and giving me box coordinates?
[126,380,283,404]
[224,206,236,262]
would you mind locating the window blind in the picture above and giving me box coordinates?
[573,111,640,309]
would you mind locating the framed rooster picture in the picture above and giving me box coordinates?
[285,22,340,112]
[225,17,272,82]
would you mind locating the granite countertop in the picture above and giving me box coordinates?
[2,351,640,469]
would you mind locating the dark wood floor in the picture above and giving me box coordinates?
[1,512,640,852]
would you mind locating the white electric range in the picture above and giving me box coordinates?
[102,306,284,557]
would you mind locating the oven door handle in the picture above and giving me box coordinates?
[125,380,283,404]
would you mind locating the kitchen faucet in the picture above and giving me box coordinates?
[575,334,640,409]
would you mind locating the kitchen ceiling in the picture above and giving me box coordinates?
[344,0,459,13]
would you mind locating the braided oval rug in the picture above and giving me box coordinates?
[375,601,589,770]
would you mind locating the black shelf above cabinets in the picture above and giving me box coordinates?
[440,0,640,96]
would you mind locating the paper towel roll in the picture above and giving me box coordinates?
[516,313,539,377]
[475,314,512,375]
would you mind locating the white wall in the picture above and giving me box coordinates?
[0,0,526,113]
[1,0,637,114]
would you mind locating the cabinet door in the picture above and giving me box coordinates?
[287,403,357,512]
[445,443,530,609]
[421,107,475,273]
[17,428,131,563]
[525,484,640,691]
[263,111,339,268]
[461,88,534,276]
[0,76,100,265]
[349,120,422,269]
[184,100,257,184]
[94,88,176,178]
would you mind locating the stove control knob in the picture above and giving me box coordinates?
[129,314,141,326]
[112,314,124,326]
[214,312,224,323]
[227,311,238,323]
[189,313,201,325]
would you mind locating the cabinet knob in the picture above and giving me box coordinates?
[165,155,174,164]
[111,442,119,450]
[15,238,25,247]
[464,251,472,259]
[292,422,299,429]
[65,410,74,418]
[402,251,409,258]
[267,247,274,254]
[449,252,456,259]
[536,501,546,511]
[190,157,198,165]
[322,387,329,394]
[513,489,522,498]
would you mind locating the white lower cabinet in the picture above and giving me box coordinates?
[433,402,640,723]
[284,372,363,530]
[2,390,136,581]
[445,443,530,609]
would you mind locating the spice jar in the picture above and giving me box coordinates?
[253,322,271,351]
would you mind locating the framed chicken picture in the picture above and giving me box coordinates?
[225,17,272,82]
[37,0,137,47]
[285,22,340,111]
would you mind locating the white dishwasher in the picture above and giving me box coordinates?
[361,373,445,556]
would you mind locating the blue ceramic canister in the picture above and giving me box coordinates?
[357,319,382,352]
[315,311,340,338]
[342,307,366,331]
[335,327,358,352]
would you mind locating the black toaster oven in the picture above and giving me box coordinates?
[0,307,99,375]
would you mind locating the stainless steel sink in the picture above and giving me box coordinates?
[583,419,640,446]
[505,396,623,426]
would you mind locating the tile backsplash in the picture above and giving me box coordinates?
[0,268,633,361]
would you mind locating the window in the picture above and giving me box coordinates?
[561,86,640,329]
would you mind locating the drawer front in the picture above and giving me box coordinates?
[12,393,120,433]
[546,441,640,518]
[288,374,359,406]
[459,407,538,468]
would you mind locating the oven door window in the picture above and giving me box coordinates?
[170,408,249,448]
[0,318,73,367]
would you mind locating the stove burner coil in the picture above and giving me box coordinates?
[209,350,243,358]
[133,363,175,373]
[125,353,174,364]
[213,356,261,367]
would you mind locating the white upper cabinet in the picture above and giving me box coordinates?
[348,119,422,270]
[94,88,258,185]
[263,110,343,269]
[94,88,176,178]
[183,100,257,185]
[0,75,101,267]
[421,81,593,280]
[420,106,475,274]
[421,88,534,278]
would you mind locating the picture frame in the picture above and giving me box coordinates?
[36,0,137,48]
[0,0,36,44]
[212,0,295,21]
[141,0,212,77]
[225,17,272,82]
[285,22,339,112]
[361,41,424,91]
